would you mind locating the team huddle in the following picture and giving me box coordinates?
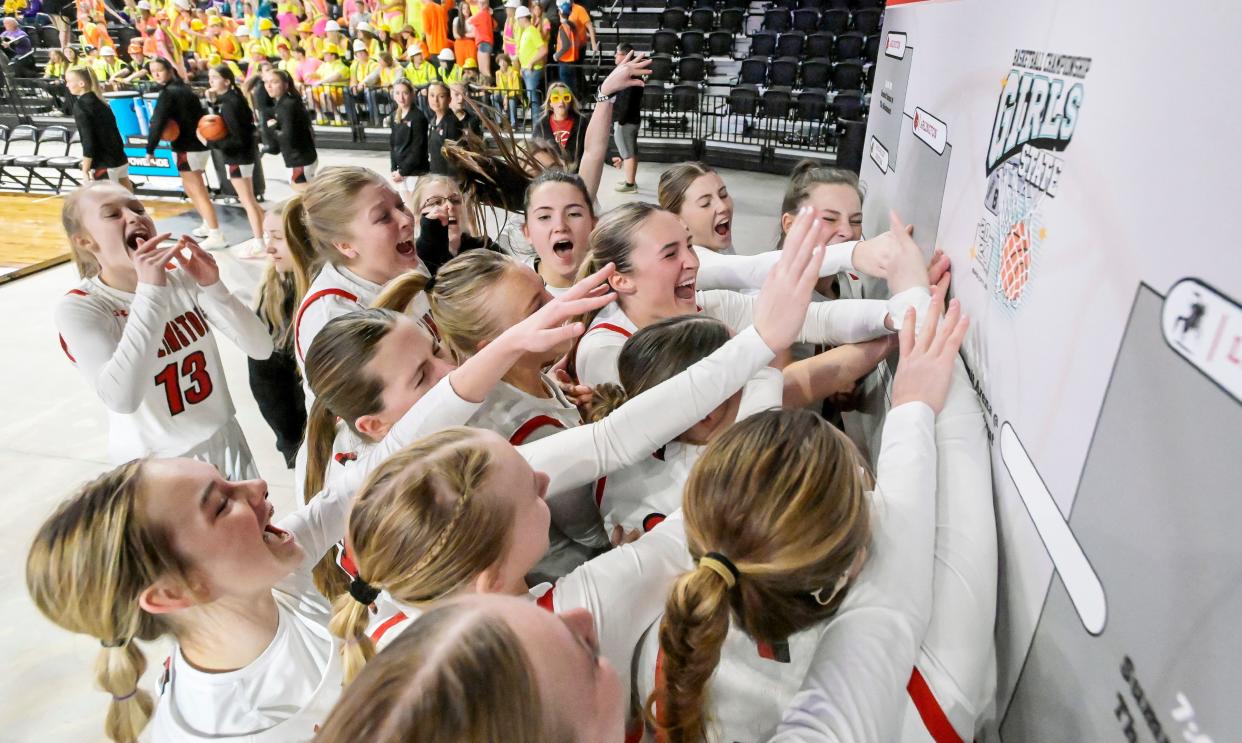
[27,73,997,741]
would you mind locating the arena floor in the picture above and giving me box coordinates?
[0,149,790,740]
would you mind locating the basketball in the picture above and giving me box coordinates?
[197,114,229,142]
[160,120,180,142]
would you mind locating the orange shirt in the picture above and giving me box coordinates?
[421,1,448,54]
[453,36,476,65]
[568,3,590,50]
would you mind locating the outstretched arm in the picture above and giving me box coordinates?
[578,51,649,200]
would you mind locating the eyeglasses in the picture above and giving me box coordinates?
[548,92,573,104]
[421,195,464,210]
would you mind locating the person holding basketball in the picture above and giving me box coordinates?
[146,58,228,250]
[204,63,265,256]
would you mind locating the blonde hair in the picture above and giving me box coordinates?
[26,461,191,743]
[66,64,105,98]
[370,269,430,314]
[542,81,579,117]
[256,200,319,348]
[61,181,130,278]
[657,161,715,215]
[287,166,388,267]
[411,173,480,237]
[575,201,662,327]
[330,428,511,683]
[647,409,873,742]
[427,250,519,360]
[318,599,563,742]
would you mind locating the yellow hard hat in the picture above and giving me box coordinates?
[190,19,205,30]
[207,15,222,26]
[297,20,311,32]
[463,57,477,68]
[258,17,275,30]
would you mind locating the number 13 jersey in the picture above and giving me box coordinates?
[55,269,273,465]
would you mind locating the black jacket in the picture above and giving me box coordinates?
[271,92,318,167]
[207,88,258,165]
[533,111,589,168]
[146,78,208,155]
[415,215,503,278]
[428,111,469,176]
[247,289,306,467]
[390,105,429,176]
[73,93,127,169]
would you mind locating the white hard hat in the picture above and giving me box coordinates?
[357,21,374,33]
[235,25,250,35]
[515,6,531,18]
[352,40,366,51]
[438,47,454,61]
[173,0,190,9]
[100,45,115,55]
[504,0,520,7]
[325,19,341,32]
[136,1,151,10]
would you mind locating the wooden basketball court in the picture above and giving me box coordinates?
[0,192,192,284]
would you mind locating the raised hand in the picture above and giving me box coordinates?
[753,207,826,352]
[598,50,651,98]
[130,232,176,287]
[173,235,220,286]
[889,281,969,414]
[497,263,618,354]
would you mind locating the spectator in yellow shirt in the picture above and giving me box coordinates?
[491,51,520,126]
[308,43,349,124]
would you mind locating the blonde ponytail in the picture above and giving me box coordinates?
[426,250,517,359]
[328,591,377,684]
[371,269,429,313]
[26,460,189,743]
[648,565,734,743]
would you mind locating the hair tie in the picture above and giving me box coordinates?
[100,638,128,648]
[112,689,138,702]
[699,552,739,589]
[349,576,381,606]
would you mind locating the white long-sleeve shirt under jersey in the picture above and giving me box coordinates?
[54,271,272,464]
[634,401,939,743]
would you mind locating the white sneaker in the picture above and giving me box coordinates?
[200,229,229,250]
[235,237,267,260]
[191,223,211,238]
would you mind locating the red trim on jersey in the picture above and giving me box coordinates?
[623,717,643,743]
[334,451,358,464]
[66,288,89,296]
[566,321,634,384]
[593,476,607,507]
[336,542,358,578]
[591,322,633,339]
[295,288,360,360]
[641,512,666,532]
[653,647,668,742]
[535,585,556,612]
[908,667,965,743]
[58,334,76,363]
[508,415,566,445]
[369,611,409,645]
[422,312,440,340]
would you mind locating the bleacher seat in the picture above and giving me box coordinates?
[643,81,667,111]
[679,30,706,56]
[37,26,60,49]
[762,8,791,33]
[796,89,829,120]
[865,33,880,60]
[852,8,882,34]
[797,0,825,9]
[771,0,798,8]
[728,85,759,116]
[672,81,700,112]
[648,54,675,82]
[776,31,805,57]
[749,30,777,57]
[13,126,73,192]
[801,58,831,88]
[653,30,680,56]
[819,8,849,33]
[720,0,750,10]
[667,0,690,9]
[690,8,715,32]
[708,30,734,57]
[792,9,819,33]
[769,57,799,88]
[831,90,865,121]
[46,130,84,191]
[805,31,834,58]
[677,54,707,83]
[660,8,688,31]
[831,60,864,89]
[738,56,768,86]
[718,7,745,33]
[761,88,793,118]
[693,0,716,8]
[0,125,37,190]
[834,31,866,60]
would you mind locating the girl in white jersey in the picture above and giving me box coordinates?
[329,213,828,695]
[311,293,968,743]
[23,278,614,743]
[637,294,992,743]
[573,203,933,388]
[54,183,274,480]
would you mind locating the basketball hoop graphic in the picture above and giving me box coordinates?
[999,220,1032,302]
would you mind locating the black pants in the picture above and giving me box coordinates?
[12,54,36,79]
[247,349,306,468]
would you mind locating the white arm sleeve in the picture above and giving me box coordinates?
[701,290,891,347]
[574,328,625,387]
[768,401,937,743]
[54,283,171,414]
[336,375,484,495]
[196,279,274,360]
[694,243,856,292]
[553,511,692,706]
[736,366,785,420]
[524,326,776,493]
[523,421,610,550]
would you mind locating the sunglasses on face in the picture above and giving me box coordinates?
[548,93,573,104]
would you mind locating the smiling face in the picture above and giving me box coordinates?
[355,315,456,440]
[795,182,862,245]
[677,172,734,252]
[614,209,700,324]
[523,180,594,288]
[337,182,419,284]
[71,184,159,281]
[138,458,300,602]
